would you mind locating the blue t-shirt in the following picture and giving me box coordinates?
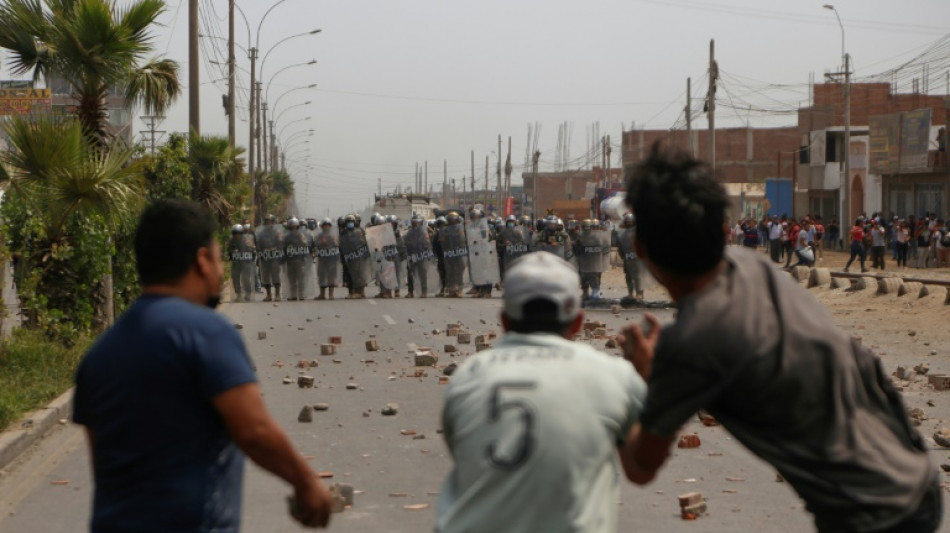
[73,295,257,533]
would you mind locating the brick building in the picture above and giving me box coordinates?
[622,126,800,220]
[798,82,949,222]
[521,166,622,219]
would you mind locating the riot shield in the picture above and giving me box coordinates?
[575,230,610,273]
[340,229,372,289]
[280,229,314,300]
[465,218,500,285]
[438,224,468,293]
[616,227,638,264]
[255,225,284,289]
[405,226,440,296]
[365,224,399,290]
[500,227,530,270]
[313,227,341,288]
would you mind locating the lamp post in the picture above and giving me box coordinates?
[260,60,317,174]
[824,4,850,224]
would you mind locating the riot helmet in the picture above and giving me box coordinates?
[231,224,244,234]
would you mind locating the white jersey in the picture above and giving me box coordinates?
[437,332,647,533]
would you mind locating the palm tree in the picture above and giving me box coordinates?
[0,0,181,147]
[189,134,247,226]
[1,115,144,329]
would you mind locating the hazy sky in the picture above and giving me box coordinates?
[6,0,950,217]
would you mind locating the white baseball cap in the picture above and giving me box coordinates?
[503,252,581,323]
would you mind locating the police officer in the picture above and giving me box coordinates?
[616,213,644,300]
[339,214,371,299]
[282,217,312,301]
[439,211,468,298]
[313,218,340,300]
[227,224,256,302]
[255,214,284,302]
[432,216,448,296]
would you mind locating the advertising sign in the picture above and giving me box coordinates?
[0,87,52,116]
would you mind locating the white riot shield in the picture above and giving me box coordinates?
[405,226,440,296]
[365,224,399,290]
[465,218,500,285]
[255,225,284,288]
[313,227,341,288]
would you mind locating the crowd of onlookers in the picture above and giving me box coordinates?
[730,212,950,271]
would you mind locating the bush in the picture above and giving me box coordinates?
[0,329,91,430]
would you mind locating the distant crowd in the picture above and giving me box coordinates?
[730,212,950,272]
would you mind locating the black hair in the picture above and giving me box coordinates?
[134,199,217,285]
[506,298,572,335]
[624,142,728,276]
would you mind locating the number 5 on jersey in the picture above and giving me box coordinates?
[486,381,537,470]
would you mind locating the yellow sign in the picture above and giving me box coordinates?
[0,88,52,116]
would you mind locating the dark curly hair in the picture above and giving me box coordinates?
[624,143,728,276]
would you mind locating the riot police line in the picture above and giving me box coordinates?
[225,210,645,302]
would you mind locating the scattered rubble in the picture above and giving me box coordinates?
[320,344,337,356]
[443,362,458,376]
[282,376,293,385]
[234,323,244,330]
[257,331,267,340]
[366,338,379,351]
[297,375,315,388]
[298,406,313,423]
[415,348,438,367]
[457,332,472,344]
[933,429,950,448]
[314,403,330,411]
[914,363,930,375]
[444,344,457,353]
[677,434,701,449]
[345,382,359,390]
[678,492,706,519]
[381,403,399,416]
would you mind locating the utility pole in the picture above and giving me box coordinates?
[686,77,692,156]
[269,120,277,173]
[532,150,540,217]
[227,0,235,147]
[470,150,475,201]
[415,162,419,194]
[843,52,851,223]
[484,155,489,210]
[255,82,263,173]
[140,115,166,154]
[708,39,717,171]
[188,0,199,136]
[606,135,612,189]
[424,161,428,199]
[443,160,448,207]
[504,136,512,204]
[248,47,257,178]
[496,134,502,209]
[262,102,269,173]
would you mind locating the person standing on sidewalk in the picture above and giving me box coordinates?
[73,200,332,532]
[767,215,783,263]
[618,144,940,533]
[896,220,911,268]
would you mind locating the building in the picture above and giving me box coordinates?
[521,166,622,219]
[621,126,801,221]
[798,82,949,222]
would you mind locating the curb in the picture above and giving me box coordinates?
[0,388,74,472]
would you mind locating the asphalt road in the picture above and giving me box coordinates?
[0,285,945,532]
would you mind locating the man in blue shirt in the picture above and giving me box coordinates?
[74,200,332,532]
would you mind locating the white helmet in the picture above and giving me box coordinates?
[231,224,244,234]
[287,217,300,228]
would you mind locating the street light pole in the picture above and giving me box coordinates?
[248,47,257,180]
[228,0,235,146]
[824,4,850,223]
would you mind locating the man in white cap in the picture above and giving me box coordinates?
[436,252,647,533]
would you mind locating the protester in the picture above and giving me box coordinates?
[618,144,940,533]
[843,219,869,273]
[73,200,332,531]
[437,252,647,532]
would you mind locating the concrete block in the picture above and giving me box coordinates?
[365,339,379,351]
[257,331,267,340]
[415,349,438,367]
[297,375,315,388]
[475,343,491,352]
[444,344,457,353]
[851,277,876,292]
[807,268,831,288]
[320,344,336,356]
[457,332,472,344]
[877,277,903,295]
[899,281,923,297]
[830,276,848,290]
[298,405,313,423]
[327,485,347,513]
[790,266,810,282]
[333,483,355,507]
[929,375,950,391]
[678,492,703,507]
[474,334,487,345]
[446,324,461,336]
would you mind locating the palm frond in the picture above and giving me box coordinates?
[125,57,181,116]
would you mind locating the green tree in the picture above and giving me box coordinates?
[0,116,144,335]
[189,134,247,226]
[141,132,191,200]
[0,0,181,147]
